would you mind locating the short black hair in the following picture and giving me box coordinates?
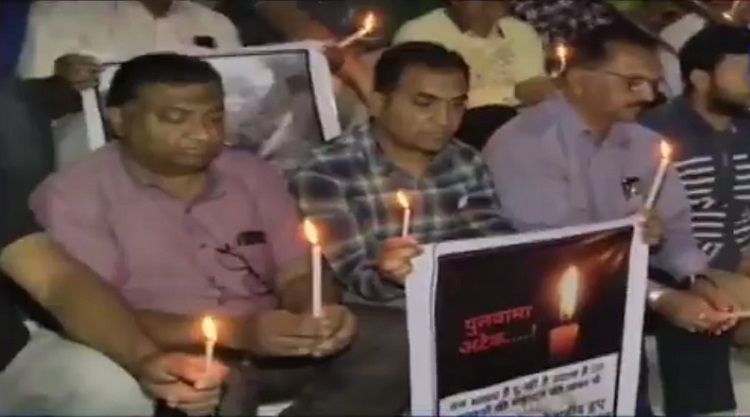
[106,53,222,107]
[568,21,660,69]
[374,41,470,94]
[679,24,750,91]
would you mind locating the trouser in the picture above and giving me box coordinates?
[0,322,153,415]
[1,304,409,416]
[219,304,410,416]
[455,105,518,151]
[646,268,736,416]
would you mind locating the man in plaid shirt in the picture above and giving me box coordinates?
[291,42,513,306]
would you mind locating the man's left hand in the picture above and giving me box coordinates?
[311,304,357,358]
[638,207,664,246]
[137,352,229,416]
[694,273,741,314]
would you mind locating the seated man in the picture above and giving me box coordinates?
[393,1,554,148]
[0,78,227,415]
[290,42,514,307]
[31,53,408,416]
[483,21,739,416]
[641,25,750,350]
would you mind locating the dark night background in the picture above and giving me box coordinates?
[434,227,633,400]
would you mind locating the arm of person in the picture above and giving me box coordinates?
[16,1,85,79]
[251,161,340,313]
[511,21,556,106]
[254,0,373,102]
[6,171,158,375]
[482,128,580,232]
[649,165,710,279]
[0,234,159,375]
[462,152,516,235]
[290,168,403,303]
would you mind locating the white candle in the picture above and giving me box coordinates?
[337,12,376,48]
[645,141,672,209]
[396,190,411,237]
[303,219,323,318]
[201,316,217,376]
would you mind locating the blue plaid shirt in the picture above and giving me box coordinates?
[289,125,513,304]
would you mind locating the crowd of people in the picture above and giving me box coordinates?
[1,0,750,416]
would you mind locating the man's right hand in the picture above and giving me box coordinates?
[650,288,734,334]
[54,53,101,91]
[245,309,324,357]
[376,237,423,285]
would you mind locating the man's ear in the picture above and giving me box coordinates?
[106,107,124,139]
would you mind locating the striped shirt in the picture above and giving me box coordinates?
[641,96,750,271]
[289,124,513,305]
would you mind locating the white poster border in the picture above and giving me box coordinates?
[81,41,341,152]
[406,217,649,416]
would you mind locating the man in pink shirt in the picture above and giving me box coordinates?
[31,53,409,416]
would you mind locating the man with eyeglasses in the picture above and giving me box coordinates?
[29,53,409,416]
[483,21,739,416]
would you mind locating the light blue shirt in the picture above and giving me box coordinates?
[483,93,708,279]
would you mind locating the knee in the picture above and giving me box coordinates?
[48,343,153,415]
[349,305,409,374]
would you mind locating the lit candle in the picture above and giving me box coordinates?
[396,190,411,237]
[201,316,217,376]
[337,12,376,48]
[552,43,568,77]
[303,219,323,318]
[549,266,581,361]
[645,140,672,210]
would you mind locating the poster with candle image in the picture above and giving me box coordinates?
[406,218,649,416]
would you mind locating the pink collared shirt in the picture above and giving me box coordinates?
[31,144,307,316]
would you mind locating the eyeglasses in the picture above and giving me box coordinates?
[595,69,661,94]
[208,244,274,305]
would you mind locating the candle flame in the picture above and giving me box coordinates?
[558,266,580,321]
[396,190,410,210]
[723,11,733,21]
[303,218,320,246]
[555,44,568,62]
[202,316,217,343]
[362,12,376,34]
[659,141,672,160]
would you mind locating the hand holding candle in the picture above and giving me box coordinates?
[201,316,217,376]
[645,140,672,210]
[337,12,376,48]
[303,219,323,318]
[396,190,411,237]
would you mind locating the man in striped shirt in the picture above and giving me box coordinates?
[640,24,750,351]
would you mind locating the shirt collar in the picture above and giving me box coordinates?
[115,143,227,201]
[550,92,630,148]
[359,122,461,179]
